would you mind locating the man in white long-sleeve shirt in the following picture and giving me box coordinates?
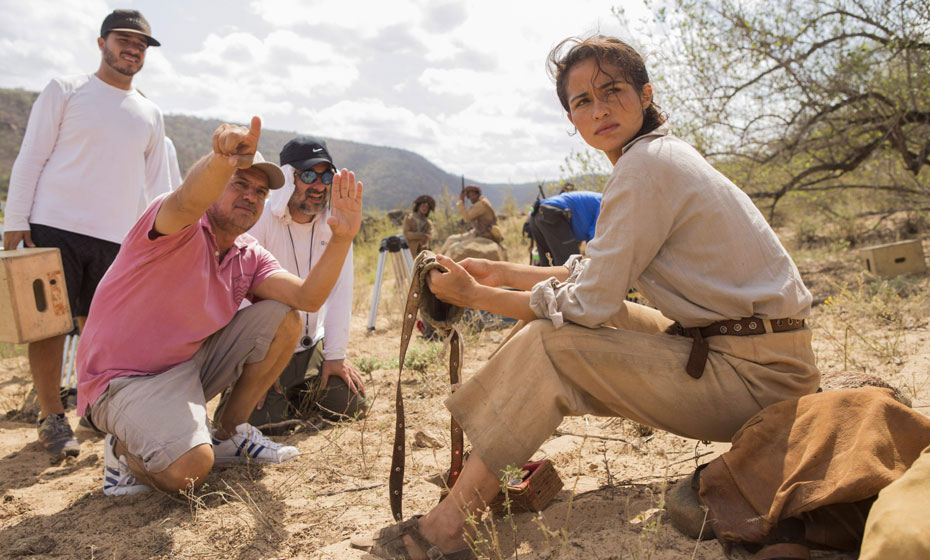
[216,135,368,434]
[2,9,169,459]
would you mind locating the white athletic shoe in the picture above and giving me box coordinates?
[102,433,151,496]
[212,423,299,464]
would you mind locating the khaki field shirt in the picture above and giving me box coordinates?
[531,124,811,328]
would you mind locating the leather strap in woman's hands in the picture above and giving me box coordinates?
[391,251,466,521]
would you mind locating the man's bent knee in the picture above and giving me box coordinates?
[151,444,214,493]
[279,309,300,337]
[272,309,301,351]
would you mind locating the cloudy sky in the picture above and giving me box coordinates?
[0,0,654,185]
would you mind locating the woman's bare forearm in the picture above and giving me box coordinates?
[469,285,537,321]
[498,261,570,291]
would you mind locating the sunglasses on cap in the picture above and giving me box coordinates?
[296,169,334,185]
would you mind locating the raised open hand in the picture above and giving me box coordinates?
[212,116,262,169]
[327,168,364,241]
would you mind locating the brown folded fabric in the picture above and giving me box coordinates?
[699,387,930,550]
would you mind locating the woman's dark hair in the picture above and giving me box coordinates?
[547,35,666,139]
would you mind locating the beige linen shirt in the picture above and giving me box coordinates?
[456,196,498,240]
[530,124,811,329]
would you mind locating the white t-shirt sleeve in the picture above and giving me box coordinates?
[5,80,67,231]
[321,242,354,361]
[165,137,182,190]
[143,111,170,205]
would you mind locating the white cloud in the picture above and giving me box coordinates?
[0,0,106,87]
[298,97,441,149]
[0,0,645,183]
[249,0,424,37]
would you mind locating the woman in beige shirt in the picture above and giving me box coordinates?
[353,35,819,559]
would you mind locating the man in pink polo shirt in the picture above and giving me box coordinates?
[76,116,363,496]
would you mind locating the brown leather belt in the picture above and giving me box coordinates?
[668,317,805,379]
[391,252,465,521]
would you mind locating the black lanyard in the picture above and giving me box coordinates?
[286,219,316,347]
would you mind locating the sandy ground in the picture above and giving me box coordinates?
[0,251,927,560]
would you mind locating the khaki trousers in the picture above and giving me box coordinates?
[445,302,819,477]
[859,444,930,559]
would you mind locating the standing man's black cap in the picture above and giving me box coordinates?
[279,136,335,171]
[101,9,161,47]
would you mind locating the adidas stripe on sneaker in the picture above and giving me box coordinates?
[102,433,150,496]
[212,423,298,464]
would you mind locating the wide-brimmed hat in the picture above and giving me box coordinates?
[248,151,285,190]
[414,195,436,212]
[279,135,335,171]
[463,185,482,196]
[100,9,160,47]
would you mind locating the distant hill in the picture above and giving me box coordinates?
[0,87,544,213]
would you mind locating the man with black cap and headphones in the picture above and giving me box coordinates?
[3,9,169,460]
[221,135,368,433]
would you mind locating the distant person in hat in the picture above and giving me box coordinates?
[76,117,363,495]
[403,195,435,255]
[528,189,602,266]
[220,135,368,434]
[3,8,170,460]
[439,185,503,254]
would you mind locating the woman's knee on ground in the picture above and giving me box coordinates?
[151,444,214,493]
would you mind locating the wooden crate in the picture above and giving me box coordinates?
[0,248,73,343]
[858,239,927,278]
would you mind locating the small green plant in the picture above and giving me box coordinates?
[462,463,526,560]
[634,484,668,560]
[818,275,915,363]
[403,343,442,375]
[355,356,383,376]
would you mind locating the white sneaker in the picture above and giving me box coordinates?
[212,423,299,464]
[103,434,151,496]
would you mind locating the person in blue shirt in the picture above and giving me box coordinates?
[528,190,602,265]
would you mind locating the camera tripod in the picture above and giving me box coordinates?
[367,234,414,330]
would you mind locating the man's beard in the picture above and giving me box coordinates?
[206,203,258,234]
[103,45,142,77]
[289,193,328,221]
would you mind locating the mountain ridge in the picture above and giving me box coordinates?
[0,87,545,212]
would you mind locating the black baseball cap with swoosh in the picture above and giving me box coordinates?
[279,135,335,171]
[100,9,161,47]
